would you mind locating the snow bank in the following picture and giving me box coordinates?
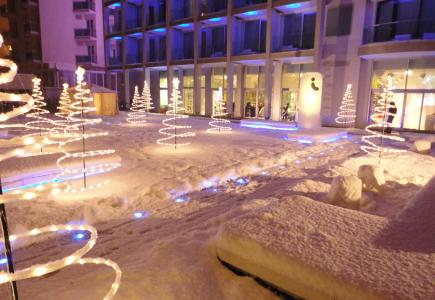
[216,195,435,300]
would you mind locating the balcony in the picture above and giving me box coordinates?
[73,1,95,12]
[76,55,97,64]
[108,56,122,66]
[74,28,96,39]
[233,0,266,10]
[363,20,435,44]
[24,22,40,34]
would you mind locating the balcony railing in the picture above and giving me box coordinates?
[108,56,122,65]
[126,54,143,64]
[24,22,40,34]
[233,0,266,9]
[76,55,97,64]
[74,28,96,38]
[73,1,95,11]
[125,18,142,30]
[363,20,435,44]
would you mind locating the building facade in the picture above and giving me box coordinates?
[39,0,106,87]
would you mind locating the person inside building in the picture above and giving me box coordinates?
[245,102,253,117]
[385,101,397,134]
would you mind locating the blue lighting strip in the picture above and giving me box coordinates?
[240,123,299,131]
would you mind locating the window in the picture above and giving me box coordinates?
[244,66,265,118]
[183,69,194,114]
[326,4,353,36]
[159,71,168,107]
[243,20,266,53]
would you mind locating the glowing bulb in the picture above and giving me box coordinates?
[23,192,36,200]
[33,267,47,277]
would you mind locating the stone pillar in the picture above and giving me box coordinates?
[272,61,283,121]
[234,65,244,118]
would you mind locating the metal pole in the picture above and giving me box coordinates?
[0,177,19,300]
[80,86,87,188]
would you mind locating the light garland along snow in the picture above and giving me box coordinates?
[0,34,34,124]
[0,223,122,299]
[361,76,405,158]
[207,87,232,133]
[157,78,195,149]
[335,84,356,126]
[54,67,120,194]
[126,85,147,125]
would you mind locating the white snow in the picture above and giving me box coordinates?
[357,164,385,192]
[0,112,434,299]
[326,175,362,209]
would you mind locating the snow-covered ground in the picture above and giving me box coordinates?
[0,113,434,299]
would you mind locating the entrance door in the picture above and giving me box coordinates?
[282,90,297,122]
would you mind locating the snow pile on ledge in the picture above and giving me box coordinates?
[216,181,435,300]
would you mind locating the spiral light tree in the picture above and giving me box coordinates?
[361,75,405,163]
[207,87,232,133]
[126,85,147,125]
[157,78,195,149]
[0,34,34,125]
[142,80,154,114]
[54,83,75,132]
[23,77,58,154]
[54,66,120,194]
[0,33,35,299]
[335,84,356,127]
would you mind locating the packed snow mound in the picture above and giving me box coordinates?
[376,175,435,253]
[216,195,435,300]
[411,140,432,154]
[358,164,385,192]
[326,175,362,209]
[290,179,330,194]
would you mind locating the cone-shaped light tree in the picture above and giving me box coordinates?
[335,84,356,127]
[157,78,195,149]
[54,83,76,134]
[127,85,147,125]
[142,80,154,113]
[207,87,232,133]
[361,75,405,162]
[54,66,120,193]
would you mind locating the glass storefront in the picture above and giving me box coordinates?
[159,71,168,108]
[182,69,194,114]
[244,66,265,118]
[371,58,435,131]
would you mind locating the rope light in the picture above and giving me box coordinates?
[207,87,232,133]
[0,34,34,123]
[157,78,195,149]
[361,75,405,159]
[54,67,120,193]
[335,84,356,126]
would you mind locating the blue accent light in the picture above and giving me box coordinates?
[111,36,122,40]
[178,23,191,28]
[297,139,313,144]
[73,233,85,241]
[243,11,258,16]
[209,18,222,22]
[153,28,166,33]
[108,3,121,8]
[235,178,249,186]
[240,123,298,131]
[134,211,148,219]
[175,196,189,203]
[0,258,7,265]
[286,3,301,9]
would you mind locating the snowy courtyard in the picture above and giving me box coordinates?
[0,113,434,300]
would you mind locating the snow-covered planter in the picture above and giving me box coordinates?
[411,140,431,155]
[357,164,385,192]
[326,175,362,209]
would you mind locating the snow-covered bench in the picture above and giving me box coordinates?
[216,177,435,300]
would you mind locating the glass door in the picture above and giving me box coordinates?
[403,93,423,130]
[420,93,435,130]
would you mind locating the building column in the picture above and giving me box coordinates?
[264,0,273,120]
[313,0,326,72]
[271,60,283,121]
[234,65,244,118]
[226,63,235,116]
[204,68,213,116]
[355,59,373,128]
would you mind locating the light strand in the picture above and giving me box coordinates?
[335,84,356,126]
[126,85,147,125]
[361,75,405,158]
[54,67,120,193]
[157,78,195,149]
[207,87,232,133]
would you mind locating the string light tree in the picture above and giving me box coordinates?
[157,78,195,149]
[0,32,34,300]
[361,75,405,164]
[207,87,232,133]
[335,83,356,127]
[54,66,121,194]
[23,77,58,154]
[142,79,154,115]
[126,85,147,125]
[54,83,74,132]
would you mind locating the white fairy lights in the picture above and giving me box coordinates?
[157,78,195,149]
[0,223,121,299]
[0,33,34,123]
[127,85,147,124]
[335,84,356,126]
[361,75,405,159]
[55,66,120,193]
[207,87,232,133]
[142,80,154,113]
